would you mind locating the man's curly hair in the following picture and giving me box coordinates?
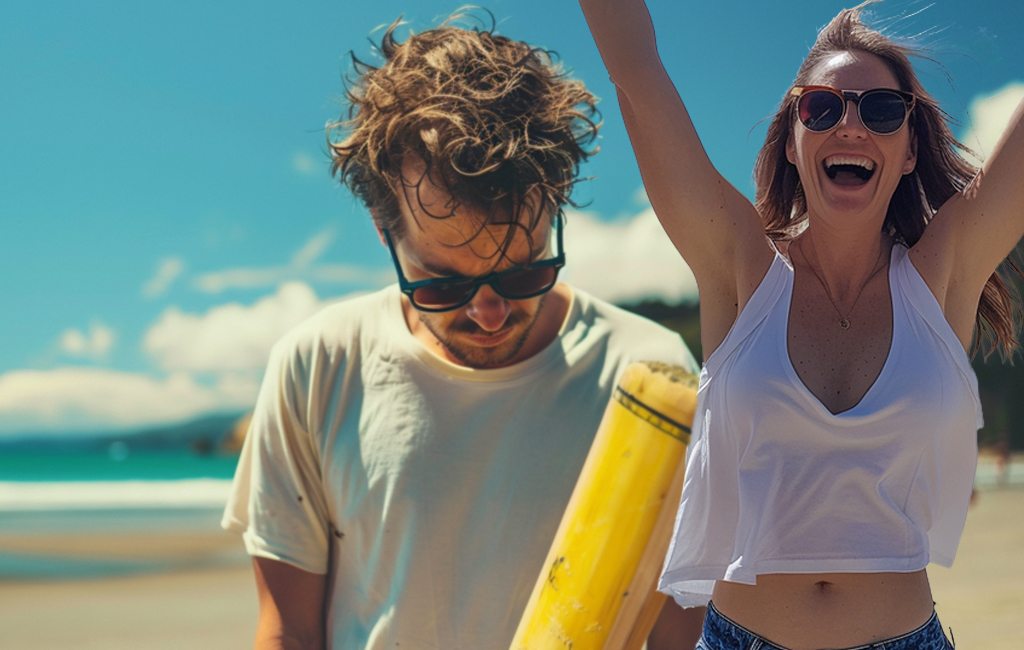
[328,12,600,257]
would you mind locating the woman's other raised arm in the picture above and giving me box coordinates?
[913,95,1024,346]
[578,0,772,349]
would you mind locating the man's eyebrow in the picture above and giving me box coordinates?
[417,258,468,277]
[414,235,553,278]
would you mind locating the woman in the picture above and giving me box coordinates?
[579,2,1023,649]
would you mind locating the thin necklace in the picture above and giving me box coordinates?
[796,239,888,331]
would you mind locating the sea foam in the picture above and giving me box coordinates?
[0,479,233,511]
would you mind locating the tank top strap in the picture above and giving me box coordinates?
[890,244,984,428]
[705,248,793,369]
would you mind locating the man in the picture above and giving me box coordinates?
[223,15,700,650]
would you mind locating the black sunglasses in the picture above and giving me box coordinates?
[382,219,565,313]
[791,85,916,135]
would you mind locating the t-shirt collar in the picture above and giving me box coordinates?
[386,284,581,383]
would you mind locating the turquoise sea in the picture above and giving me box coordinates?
[2,446,1021,582]
[0,449,245,580]
[0,449,240,483]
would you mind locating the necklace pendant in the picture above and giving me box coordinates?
[839,318,851,330]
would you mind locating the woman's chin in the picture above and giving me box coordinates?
[811,175,888,216]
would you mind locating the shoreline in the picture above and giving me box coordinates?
[0,487,1020,648]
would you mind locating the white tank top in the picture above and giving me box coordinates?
[659,244,982,607]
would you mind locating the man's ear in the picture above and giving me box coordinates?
[373,217,387,248]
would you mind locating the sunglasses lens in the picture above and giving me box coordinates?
[798,90,844,132]
[412,281,475,309]
[859,91,908,134]
[495,266,558,298]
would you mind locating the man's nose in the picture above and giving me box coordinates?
[464,284,511,331]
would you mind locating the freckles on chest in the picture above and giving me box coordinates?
[791,334,891,409]
[786,302,895,415]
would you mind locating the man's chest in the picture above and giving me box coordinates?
[317,363,611,521]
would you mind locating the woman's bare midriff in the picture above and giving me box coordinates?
[711,570,934,650]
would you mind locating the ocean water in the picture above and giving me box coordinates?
[1,450,1020,581]
[0,450,245,580]
[0,449,240,482]
[974,458,1024,488]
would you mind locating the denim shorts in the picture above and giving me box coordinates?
[697,601,954,650]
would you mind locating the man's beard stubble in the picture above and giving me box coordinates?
[418,295,547,369]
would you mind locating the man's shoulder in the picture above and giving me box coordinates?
[570,286,682,340]
[567,286,699,372]
[271,285,398,360]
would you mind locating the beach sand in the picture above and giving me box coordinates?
[0,564,257,650]
[930,486,1024,650]
[0,531,244,560]
[1,487,1021,649]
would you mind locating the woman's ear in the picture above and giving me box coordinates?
[786,131,797,166]
[903,131,918,175]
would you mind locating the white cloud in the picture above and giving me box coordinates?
[193,228,391,293]
[1,279,368,433]
[0,368,257,433]
[561,208,698,305]
[194,267,290,293]
[58,321,115,359]
[202,225,246,250]
[143,257,185,298]
[633,185,651,206]
[143,281,327,373]
[960,82,1024,167]
[291,229,334,268]
[309,264,392,284]
[292,152,320,176]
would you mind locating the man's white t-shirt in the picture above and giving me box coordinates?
[223,284,697,650]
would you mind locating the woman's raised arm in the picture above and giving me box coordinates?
[579,0,772,339]
[913,95,1024,343]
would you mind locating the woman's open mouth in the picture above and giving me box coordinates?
[823,154,876,187]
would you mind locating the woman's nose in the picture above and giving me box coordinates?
[835,99,868,138]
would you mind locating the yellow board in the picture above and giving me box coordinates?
[510,361,698,650]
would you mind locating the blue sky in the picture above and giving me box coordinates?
[1,0,1021,433]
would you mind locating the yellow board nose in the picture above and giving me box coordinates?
[511,361,699,650]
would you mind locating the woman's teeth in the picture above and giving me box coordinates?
[824,155,876,170]
[823,155,876,184]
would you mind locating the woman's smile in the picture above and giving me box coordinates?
[822,154,876,186]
